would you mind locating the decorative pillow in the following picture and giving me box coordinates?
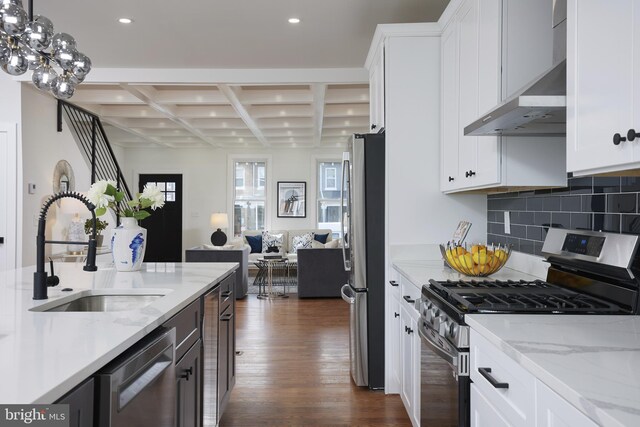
[291,232,314,253]
[262,231,284,253]
[314,232,329,244]
[311,241,325,249]
[325,239,339,249]
[245,234,262,254]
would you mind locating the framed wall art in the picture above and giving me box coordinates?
[277,181,306,218]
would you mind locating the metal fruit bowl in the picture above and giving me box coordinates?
[439,243,512,277]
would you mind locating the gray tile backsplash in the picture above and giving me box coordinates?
[487,176,640,255]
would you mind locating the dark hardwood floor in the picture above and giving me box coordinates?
[219,295,411,426]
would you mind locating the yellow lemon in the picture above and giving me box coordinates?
[495,249,507,262]
[472,250,487,266]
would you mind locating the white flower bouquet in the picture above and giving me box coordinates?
[87,180,165,221]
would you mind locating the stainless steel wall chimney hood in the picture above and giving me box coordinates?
[464,0,567,137]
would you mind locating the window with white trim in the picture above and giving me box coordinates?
[233,161,266,236]
[317,161,342,238]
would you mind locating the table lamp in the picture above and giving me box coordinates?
[210,213,229,246]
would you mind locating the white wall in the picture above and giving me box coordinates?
[121,146,346,255]
[20,86,115,266]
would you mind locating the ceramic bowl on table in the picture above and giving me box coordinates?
[439,243,511,277]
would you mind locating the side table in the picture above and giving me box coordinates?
[255,258,289,299]
[185,246,249,299]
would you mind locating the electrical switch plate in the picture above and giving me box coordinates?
[28,183,36,194]
[504,211,511,234]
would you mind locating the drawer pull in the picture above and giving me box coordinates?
[221,291,232,298]
[478,367,509,389]
[389,280,399,287]
[403,295,415,304]
[394,312,399,318]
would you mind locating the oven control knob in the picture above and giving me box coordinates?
[449,323,458,338]
[437,318,450,336]
[426,307,439,322]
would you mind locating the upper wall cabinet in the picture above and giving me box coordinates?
[440,0,567,193]
[567,0,640,176]
[369,42,385,132]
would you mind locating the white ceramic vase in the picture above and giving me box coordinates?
[111,217,147,271]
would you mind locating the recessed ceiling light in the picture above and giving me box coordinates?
[288,18,301,24]
[118,18,133,24]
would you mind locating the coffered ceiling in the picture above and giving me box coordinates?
[30,0,449,149]
[71,83,370,148]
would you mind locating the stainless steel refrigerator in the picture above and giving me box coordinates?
[340,131,385,390]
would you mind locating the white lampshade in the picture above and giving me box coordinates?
[210,213,229,230]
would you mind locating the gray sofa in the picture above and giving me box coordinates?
[297,248,349,298]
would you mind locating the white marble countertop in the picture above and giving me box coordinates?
[0,262,237,404]
[466,315,640,427]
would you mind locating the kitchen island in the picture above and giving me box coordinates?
[0,261,237,404]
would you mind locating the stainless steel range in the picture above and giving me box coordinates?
[418,228,640,427]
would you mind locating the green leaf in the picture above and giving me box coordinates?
[105,184,117,196]
[127,200,138,208]
[95,207,107,217]
[133,210,151,220]
[123,209,134,217]
[114,191,124,203]
[139,198,153,209]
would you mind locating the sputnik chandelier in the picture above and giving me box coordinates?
[0,0,91,99]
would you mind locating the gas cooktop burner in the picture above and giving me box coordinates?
[428,279,622,314]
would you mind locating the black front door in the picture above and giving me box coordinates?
[138,174,183,262]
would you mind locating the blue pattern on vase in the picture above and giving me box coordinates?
[129,233,145,264]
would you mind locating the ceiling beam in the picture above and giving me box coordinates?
[119,84,220,148]
[312,84,327,147]
[101,118,167,147]
[218,85,270,147]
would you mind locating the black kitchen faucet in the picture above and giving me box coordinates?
[33,192,98,300]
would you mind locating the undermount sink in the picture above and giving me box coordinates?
[30,291,168,313]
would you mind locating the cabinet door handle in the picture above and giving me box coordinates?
[628,129,638,142]
[371,124,377,130]
[389,280,399,287]
[403,295,415,304]
[613,133,627,145]
[394,312,399,318]
[220,313,233,321]
[221,291,232,298]
[448,176,454,182]
[407,328,414,335]
[465,170,476,178]
[478,367,509,389]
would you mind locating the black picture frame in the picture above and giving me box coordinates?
[277,181,306,218]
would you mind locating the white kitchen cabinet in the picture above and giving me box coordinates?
[388,275,402,394]
[470,328,599,427]
[567,0,640,176]
[536,381,598,427]
[440,0,566,193]
[470,383,510,427]
[369,42,385,132]
[400,294,420,427]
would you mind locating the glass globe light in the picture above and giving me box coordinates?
[2,46,28,75]
[0,37,10,65]
[23,15,53,50]
[69,52,90,82]
[53,46,77,70]
[1,3,27,36]
[32,64,57,91]
[20,46,40,69]
[51,73,75,99]
[50,32,75,51]
[0,0,23,8]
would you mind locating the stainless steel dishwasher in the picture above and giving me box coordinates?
[96,327,177,427]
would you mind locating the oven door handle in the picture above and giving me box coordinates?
[418,321,457,367]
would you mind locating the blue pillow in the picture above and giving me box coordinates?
[245,234,262,254]
[314,233,329,244]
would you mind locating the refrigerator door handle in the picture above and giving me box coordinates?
[340,156,351,272]
[341,284,355,304]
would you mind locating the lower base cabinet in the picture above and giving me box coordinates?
[470,383,509,427]
[54,378,94,427]
[536,381,598,427]
[176,339,202,427]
